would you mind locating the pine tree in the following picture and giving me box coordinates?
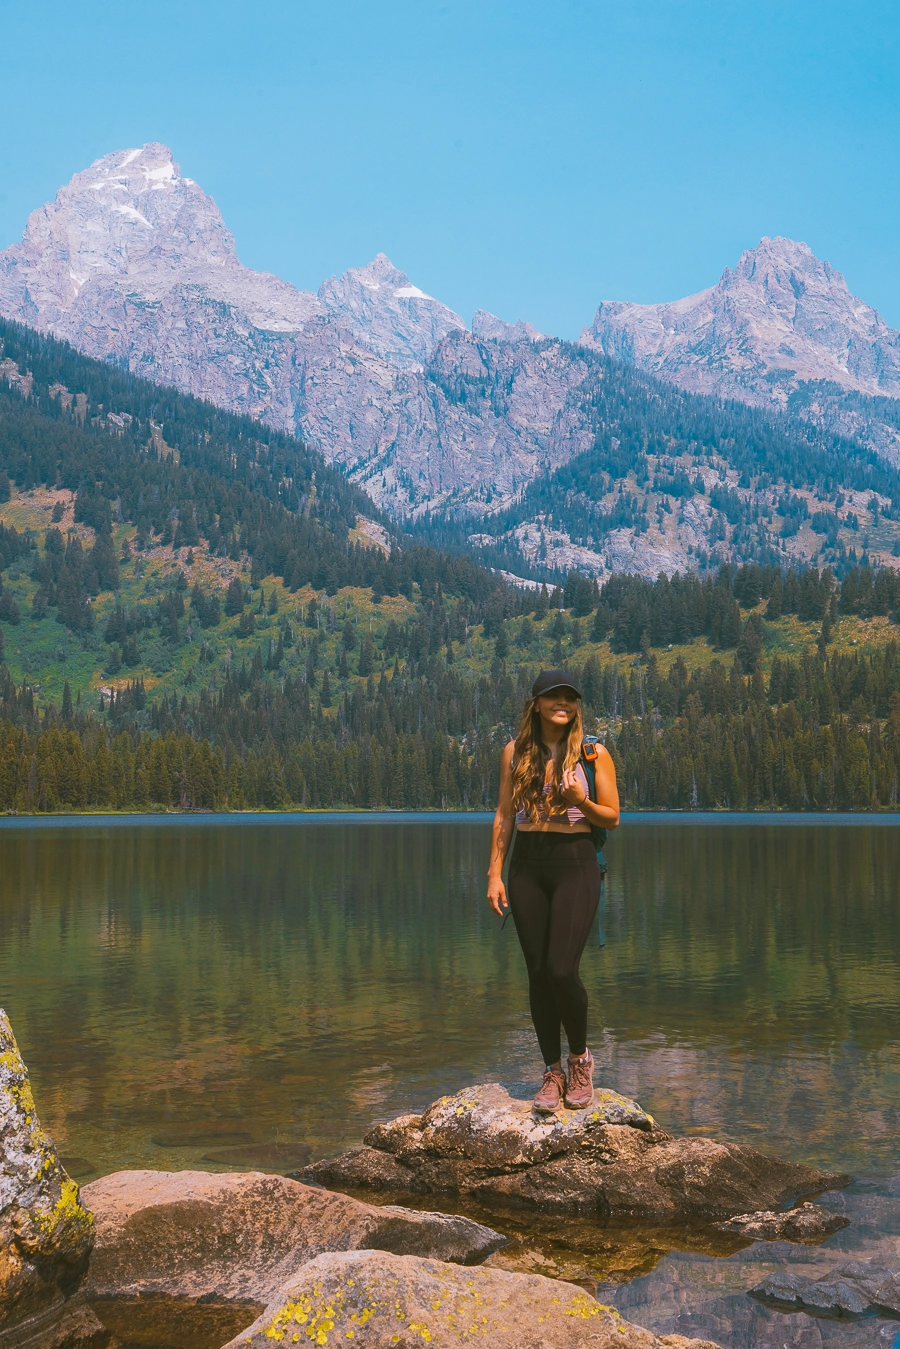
[358,633,376,677]
[224,578,245,616]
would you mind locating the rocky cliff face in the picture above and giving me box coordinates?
[0,143,319,339]
[317,252,465,368]
[583,236,900,404]
[0,1009,95,1342]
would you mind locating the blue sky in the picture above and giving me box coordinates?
[1,0,898,335]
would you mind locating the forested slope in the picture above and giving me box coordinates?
[450,351,900,580]
[2,318,900,813]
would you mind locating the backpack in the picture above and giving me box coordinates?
[579,737,608,873]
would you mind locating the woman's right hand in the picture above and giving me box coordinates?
[487,874,508,916]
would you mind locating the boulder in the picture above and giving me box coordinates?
[715,1201,849,1243]
[223,1248,721,1349]
[81,1170,505,1309]
[0,1009,94,1344]
[299,1082,848,1221]
[750,1261,900,1318]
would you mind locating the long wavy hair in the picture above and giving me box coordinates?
[511,695,584,822]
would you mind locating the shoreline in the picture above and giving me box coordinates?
[0,807,897,826]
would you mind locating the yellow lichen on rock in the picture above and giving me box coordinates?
[0,1008,95,1336]
[226,1249,721,1349]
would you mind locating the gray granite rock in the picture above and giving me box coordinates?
[471,309,544,343]
[81,1169,505,1307]
[0,1009,95,1344]
[583,237,900,405]
[582,235,900,467]
[299,1082,849,1221]
[750,1261,900,1318]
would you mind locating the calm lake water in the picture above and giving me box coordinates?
[2,813,900,1347]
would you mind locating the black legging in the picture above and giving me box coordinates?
[508,831,601,1065]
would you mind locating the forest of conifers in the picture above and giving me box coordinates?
[2,316,900,813]
[0,560,899,812]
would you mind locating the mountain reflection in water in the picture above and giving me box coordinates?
[1,814,899,1348]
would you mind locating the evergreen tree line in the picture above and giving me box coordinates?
[0,636,899,811]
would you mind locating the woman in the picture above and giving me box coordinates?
[487,669,620,1114]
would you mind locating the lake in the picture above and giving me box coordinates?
[2,813,900,1347]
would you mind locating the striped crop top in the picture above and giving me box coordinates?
[515,762,590,826]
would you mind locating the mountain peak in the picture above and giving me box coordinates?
[0,143,239,326]
[317,256,464,368]
[583,235,900,403]
[722,235,850,298]
[81,142,182,186]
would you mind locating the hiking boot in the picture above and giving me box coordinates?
[565,1050,594,1110]
[533,1066,566,1114]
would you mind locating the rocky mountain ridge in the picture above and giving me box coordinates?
[4,145,900,581]
[583,236,900,400]
[582,235,900,467]
[0,144,598,522]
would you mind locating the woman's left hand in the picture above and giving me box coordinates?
[560,768,587,805]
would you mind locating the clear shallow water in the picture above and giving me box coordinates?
[2,813,900,1347]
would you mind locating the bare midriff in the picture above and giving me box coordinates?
[516,762,591,834]
[517,819,592,834]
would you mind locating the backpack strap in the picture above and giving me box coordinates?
[579,737,608,948]
[579,741,606,843]
[579,740,608,861]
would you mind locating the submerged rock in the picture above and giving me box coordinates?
[715,1201,849,1243]
[480,1211,749,1286]
[299,1082,849,1221]
[81,1169,505,1309]
[0,1008,95,1344]
[224,1248,722,1349]
[750,1261,900,1318]
[199,1141,312,1170]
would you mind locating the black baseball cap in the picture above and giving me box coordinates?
[531,668,582,699]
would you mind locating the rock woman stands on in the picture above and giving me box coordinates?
[487,670,620,1115]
